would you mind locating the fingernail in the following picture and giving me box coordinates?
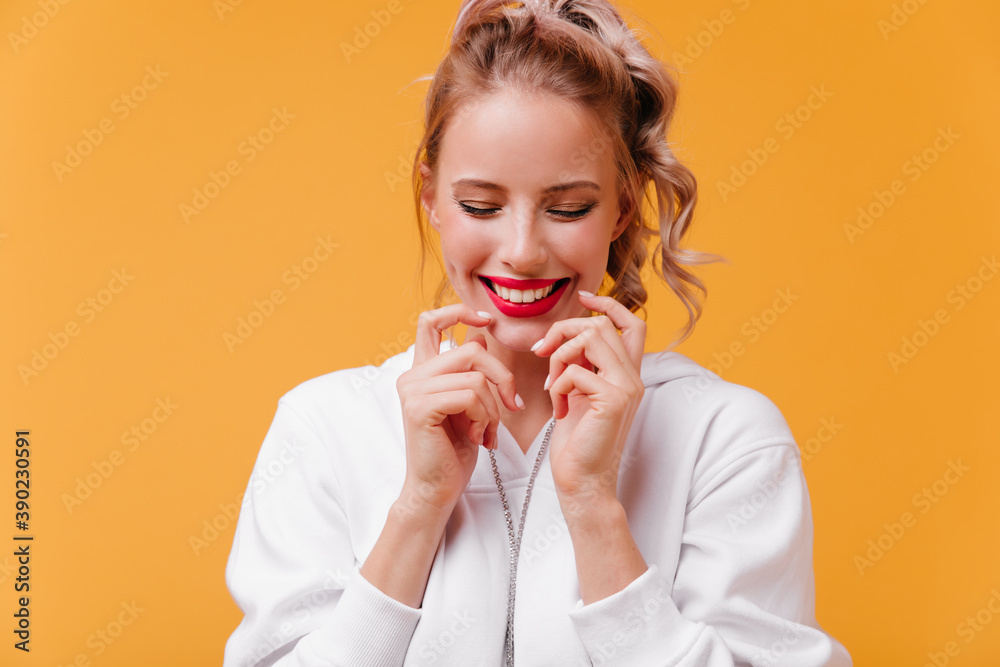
[543,374,552,391]
[476,310,492,319]
[514,393,526,410]
[578,290,595,298]
[530,338,544,352]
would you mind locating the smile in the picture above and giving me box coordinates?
[479,276,570,317]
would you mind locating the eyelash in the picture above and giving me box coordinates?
[456,201,595,220]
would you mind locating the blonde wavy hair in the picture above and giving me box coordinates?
[412,0,723,348]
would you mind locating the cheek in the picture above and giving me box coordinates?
[556,230,612,276]
[438,216,487,273]
[583,248,612,278]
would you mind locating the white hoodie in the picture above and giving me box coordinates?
[223,340,853,666]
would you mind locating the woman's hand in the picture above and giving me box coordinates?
[532,291,647,511]
[395,304,523,515]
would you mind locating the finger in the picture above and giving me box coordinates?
[546,328,638,397]
[408,371,500,443]
[416,388,494,447]
[549,363,626,421]
[414,305,493,365]
[462,335,500,441]
[575,292,647,370]
[533,313,630,369]
[413,339,522,412]
[466,332,488,351]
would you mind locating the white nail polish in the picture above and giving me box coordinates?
[530,338,544,352]
[578,290,595,298]
[477,310,492,319]
[515,393,526,410]
[543,374,551,391]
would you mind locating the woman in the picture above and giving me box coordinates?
[223,1,853,665]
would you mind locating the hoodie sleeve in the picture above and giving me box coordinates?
[567,390,853,666]
[222,398,420,667]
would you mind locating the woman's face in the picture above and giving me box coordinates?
[421,90,631,351]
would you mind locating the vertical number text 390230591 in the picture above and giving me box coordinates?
[14,430,33,652]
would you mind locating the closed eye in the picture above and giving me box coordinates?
[455,200,596,219]
[549,204,595,220]
[457,201,500,217]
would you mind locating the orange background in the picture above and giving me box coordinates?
[2,0,998,665]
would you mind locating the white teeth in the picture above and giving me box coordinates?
[487,279,557,304]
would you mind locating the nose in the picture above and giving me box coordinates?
[496,208,547,272]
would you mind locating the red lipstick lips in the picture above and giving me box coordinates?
[479,275,570,318]
[483,276,560,290]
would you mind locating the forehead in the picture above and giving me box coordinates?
[438,91,618,189]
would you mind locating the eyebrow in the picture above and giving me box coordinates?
[451,178,601,194]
